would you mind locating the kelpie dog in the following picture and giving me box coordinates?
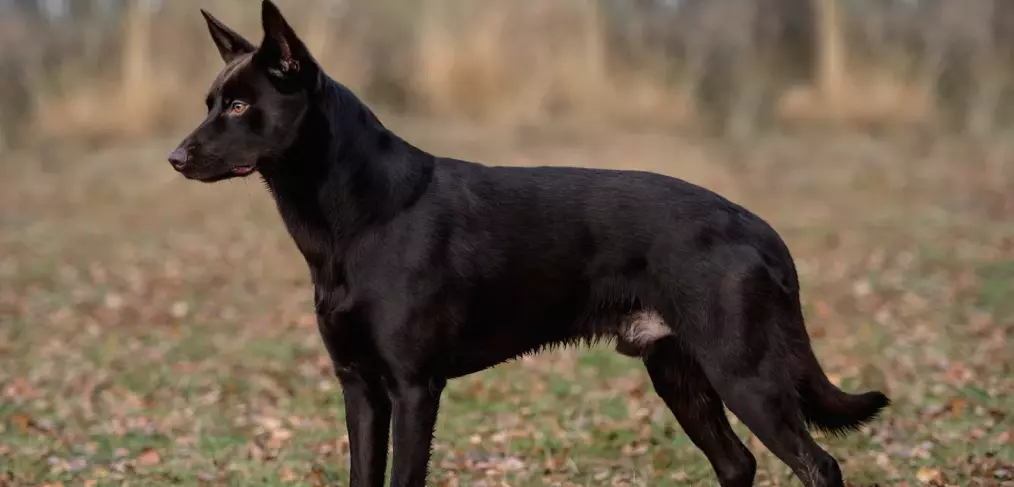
[169,2,889,486]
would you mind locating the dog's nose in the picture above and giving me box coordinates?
[168,147,190,170]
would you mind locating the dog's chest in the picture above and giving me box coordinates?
[311,273,371,366]
[315,303,375,370]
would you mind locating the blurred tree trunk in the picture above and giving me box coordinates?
[121,0,152,127]
[926,0,1002,135]
[688,1,779,139]
[813,0,846,118]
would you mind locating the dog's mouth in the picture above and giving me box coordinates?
[231,165,256,176]
[189,164,257,183]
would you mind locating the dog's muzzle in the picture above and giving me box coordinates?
[168,147,190,171]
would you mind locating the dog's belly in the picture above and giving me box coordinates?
[440,324,563,379]
[441,356,509,379]
[439,310,674,378]
[441,344,542,379]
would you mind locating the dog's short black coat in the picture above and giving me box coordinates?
[170,3,889,486]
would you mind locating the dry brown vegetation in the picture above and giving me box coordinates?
[3,0,1014,150]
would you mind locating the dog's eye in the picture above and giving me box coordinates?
[229,101,249,115]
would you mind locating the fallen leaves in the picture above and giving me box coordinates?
[9,413,30,433]
[4,378,42,401]
[2,134,1014,486]
[136,448,161,467]
[917,468,945,487]
[7,412,55,436]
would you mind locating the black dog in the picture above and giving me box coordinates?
[170,2,889,486]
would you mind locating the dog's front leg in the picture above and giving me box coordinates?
[388,377,445,487]
[337,367,391,487]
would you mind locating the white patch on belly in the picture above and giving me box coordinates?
[615,310,671,356]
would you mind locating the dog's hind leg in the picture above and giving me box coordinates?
[702,358,843,487]
[689,267,847,487]
[644,337,756,487]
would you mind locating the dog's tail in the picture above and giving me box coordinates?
[797,347,890,436]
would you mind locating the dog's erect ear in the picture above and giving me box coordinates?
[201,9,255,63]
[255,0,317,85]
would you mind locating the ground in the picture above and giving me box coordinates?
[1,121,1012,486]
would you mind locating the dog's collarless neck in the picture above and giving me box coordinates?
[259,82,434,256]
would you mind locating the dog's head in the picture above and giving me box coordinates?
[168,0,319,182]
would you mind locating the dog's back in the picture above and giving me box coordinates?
[395,158,790,350]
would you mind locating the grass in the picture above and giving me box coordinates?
[1,122,1013,486]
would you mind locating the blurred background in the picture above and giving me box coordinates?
[4,0,1014,145]
[1,1,1012,486]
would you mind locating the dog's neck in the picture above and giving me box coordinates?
[258,78,434,268]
